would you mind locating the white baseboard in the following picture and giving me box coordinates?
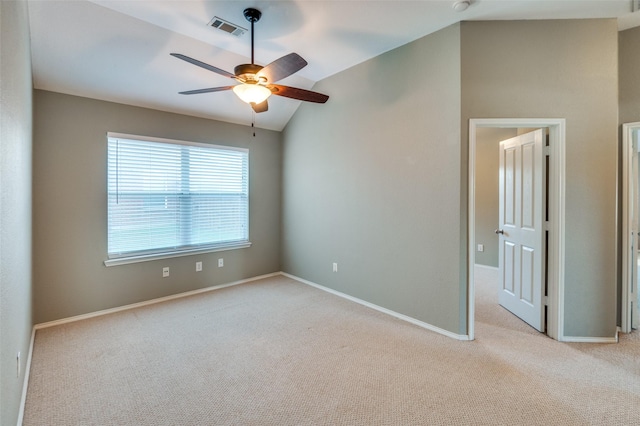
[473,264,499,271]
[34,272,281,330]
[560,335,618,343]
[281,272,470,341]
[16,328,35,426]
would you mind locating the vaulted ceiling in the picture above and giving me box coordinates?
[28,1,640,131]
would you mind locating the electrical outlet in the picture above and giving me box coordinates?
[163,267,170,277]
[17,352,21,377]
[196,261,202,272]
[477,244,484,252]
[333,262,338,272]
[218,258,224,268]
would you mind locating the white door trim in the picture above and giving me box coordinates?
[621,122,640,333]
[468,118,566,341]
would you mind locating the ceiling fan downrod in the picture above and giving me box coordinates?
[243,8,262,65]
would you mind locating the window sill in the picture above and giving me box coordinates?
[104,241,252,267]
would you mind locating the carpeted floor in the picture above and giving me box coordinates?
[23,270,640,425]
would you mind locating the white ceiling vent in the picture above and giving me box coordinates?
[208,16,247,37]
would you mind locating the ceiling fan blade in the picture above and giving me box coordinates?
[178,86,235,95]
[251,100,269,113]
[268,84,329,103]
[170,53,236,79]
[257,53,307,83]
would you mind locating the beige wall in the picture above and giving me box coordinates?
[33,91,282,323]
[0,1,33,424]
[282,24,465,334]
[462,20,619,338]
[475,128,517,268]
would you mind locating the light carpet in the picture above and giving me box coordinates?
[23,270,640,425]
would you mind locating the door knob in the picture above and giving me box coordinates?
[495,229,504,235]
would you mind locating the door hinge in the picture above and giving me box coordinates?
[543,296,549,306]
[544,146,551,156]
[544,221,550,231]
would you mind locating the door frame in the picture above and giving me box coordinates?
[468,118,566,341]
[621,122,640,333]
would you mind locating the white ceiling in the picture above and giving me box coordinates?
[28,1,640,131]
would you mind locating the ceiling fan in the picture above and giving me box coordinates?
[171,7,329,113]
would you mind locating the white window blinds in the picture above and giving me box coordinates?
[107,133,249,261]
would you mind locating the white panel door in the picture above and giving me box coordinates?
[497,129,545,331]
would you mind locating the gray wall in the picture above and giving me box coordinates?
[474,128,517,268]
[0,1,33,424]
[461,20,619,338]
[282,24,465,334]
[33,91,282,323]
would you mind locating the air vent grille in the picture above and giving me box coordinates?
[208,16,246,37]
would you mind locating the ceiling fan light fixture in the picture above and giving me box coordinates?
[233,83,271,104]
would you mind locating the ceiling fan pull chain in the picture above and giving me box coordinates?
[252,111,256,137]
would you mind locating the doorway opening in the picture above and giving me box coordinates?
[468,119,566,341]
[621,122,640,334]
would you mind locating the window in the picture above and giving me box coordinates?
[105,133,249,266]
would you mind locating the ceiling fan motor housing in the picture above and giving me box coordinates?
[234,63,265,84]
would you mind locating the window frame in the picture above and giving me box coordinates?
[104,132,251,267]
